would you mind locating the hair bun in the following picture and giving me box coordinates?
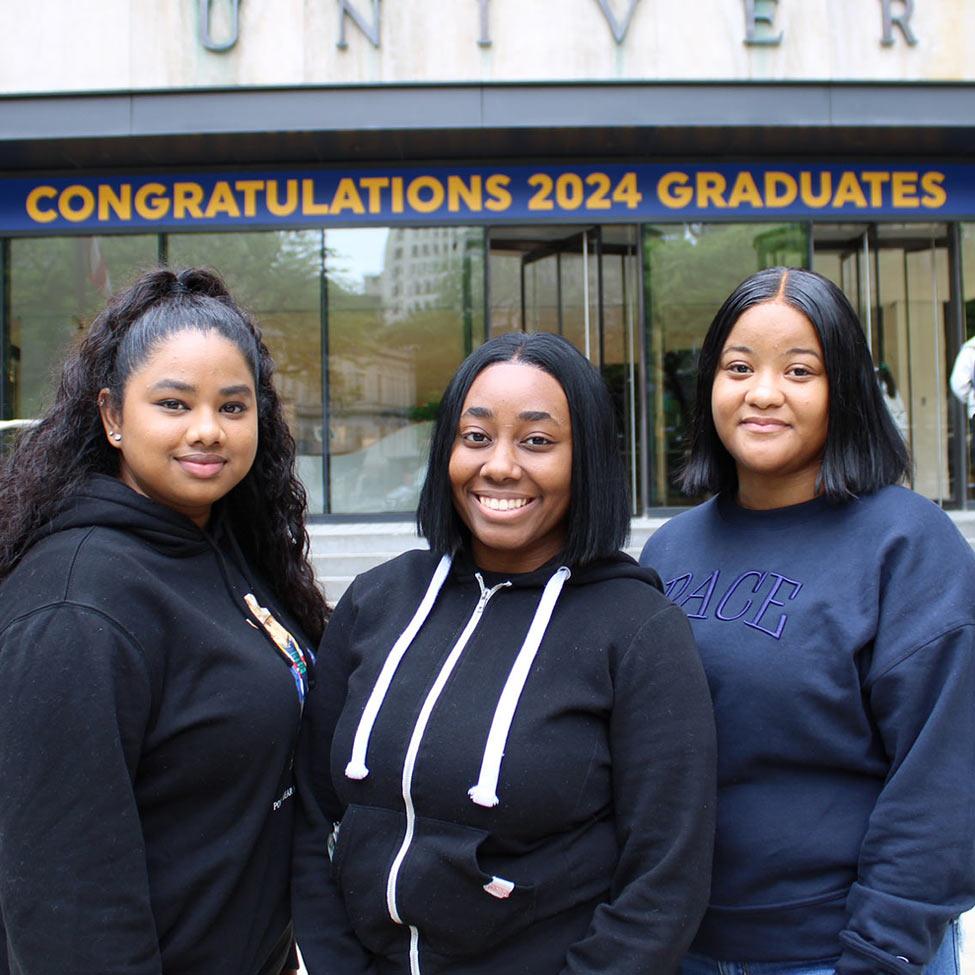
[175,267,231,300]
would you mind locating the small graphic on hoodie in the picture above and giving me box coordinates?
[272,785,294,812]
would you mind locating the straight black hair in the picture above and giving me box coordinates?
[681,266,910,500]
[417,332,630,567]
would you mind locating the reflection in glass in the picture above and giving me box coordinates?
[168,230,325,512]
[9,235,157,420]
[325,227,484,514]
[487,227,641,511]
[813,224,952,504]
[597,229,641,512]
[644,222,808,506]
[958,225,975,502]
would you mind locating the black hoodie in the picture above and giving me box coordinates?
[293,547,717,975]
[0,475,312,975]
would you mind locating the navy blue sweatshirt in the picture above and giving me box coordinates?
[0,476,312,975]
[640,487,975,975]
[292,548,716,975]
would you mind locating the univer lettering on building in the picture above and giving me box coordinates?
[198,0,241,52]
[197,0,921,54]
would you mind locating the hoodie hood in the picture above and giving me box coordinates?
[451,545,663,593]
[344,547,661,813]
[39,474,213,558]
[37,474,315,707]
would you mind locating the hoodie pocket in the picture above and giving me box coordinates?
[331,804,538,959]
[331,803,412,956]
[395,814,537,957]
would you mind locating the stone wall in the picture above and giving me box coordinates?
[1,0,971,95]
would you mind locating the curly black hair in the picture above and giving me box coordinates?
[0,266,328,642]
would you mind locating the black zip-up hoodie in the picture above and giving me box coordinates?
[0,475,312,975]
[293,547,717,975]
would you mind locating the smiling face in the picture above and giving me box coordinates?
[448,360,572,574]
[711,300,830,509]
[98,328,259,527]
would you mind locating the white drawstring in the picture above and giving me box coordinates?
[468,566,571,808]
[345,554,453,780]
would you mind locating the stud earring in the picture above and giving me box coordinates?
[111,432,122,442]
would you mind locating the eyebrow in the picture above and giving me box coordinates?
[723,344,822,359]
[462,406,560,423]
[149,379,253,397]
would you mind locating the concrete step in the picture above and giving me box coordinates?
[311,516,669,605]
[310,508,975,606]
[308,521,426,555]
[319,576,355,604]
[312,550,424,578]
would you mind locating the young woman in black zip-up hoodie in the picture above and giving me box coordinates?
[0,268,326,975]
[293,332,717,975]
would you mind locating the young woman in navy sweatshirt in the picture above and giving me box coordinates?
[293,332,717,975]
[0,268,326,975]
[641,267,975,975]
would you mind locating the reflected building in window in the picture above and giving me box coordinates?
[325,227,483,513]
[381,227,475,323]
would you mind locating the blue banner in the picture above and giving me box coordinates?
[2,163,972,233]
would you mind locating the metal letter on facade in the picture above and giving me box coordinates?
[199,0,241,52]
[743,0,782,46]
[337,0,381,49]
[595,0,642,45]
[880,0,918,46]
[476,0,491,48]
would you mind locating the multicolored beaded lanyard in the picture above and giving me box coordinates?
[244,593,316,706]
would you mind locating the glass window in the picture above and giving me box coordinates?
[813,224,952,504]
[643,222,809,506]
[600,227,642,511]
[959,224,975,502]
[8,235,157,420]
[325,226,484,514]
[487,226,642,511]
[168,230,326,512]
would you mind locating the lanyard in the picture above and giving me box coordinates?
[244,593,316,706]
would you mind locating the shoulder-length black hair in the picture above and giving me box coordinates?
[681,266,910,500]
[417,331,630,567]
[0,267,327,642]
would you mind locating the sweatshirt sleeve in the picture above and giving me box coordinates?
[835,516,975,975]
[292,585,380,975]
[0,605,162,975]
[561,602,717,975]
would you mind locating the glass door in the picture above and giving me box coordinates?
[488,226,642,512]
[813,223,955,504]
[322,226,485,514]
[642,222,810,507]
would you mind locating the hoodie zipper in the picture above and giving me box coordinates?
[385,573,510,975]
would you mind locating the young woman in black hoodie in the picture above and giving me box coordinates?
[293,332,717,975]
[0,267,327,975]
